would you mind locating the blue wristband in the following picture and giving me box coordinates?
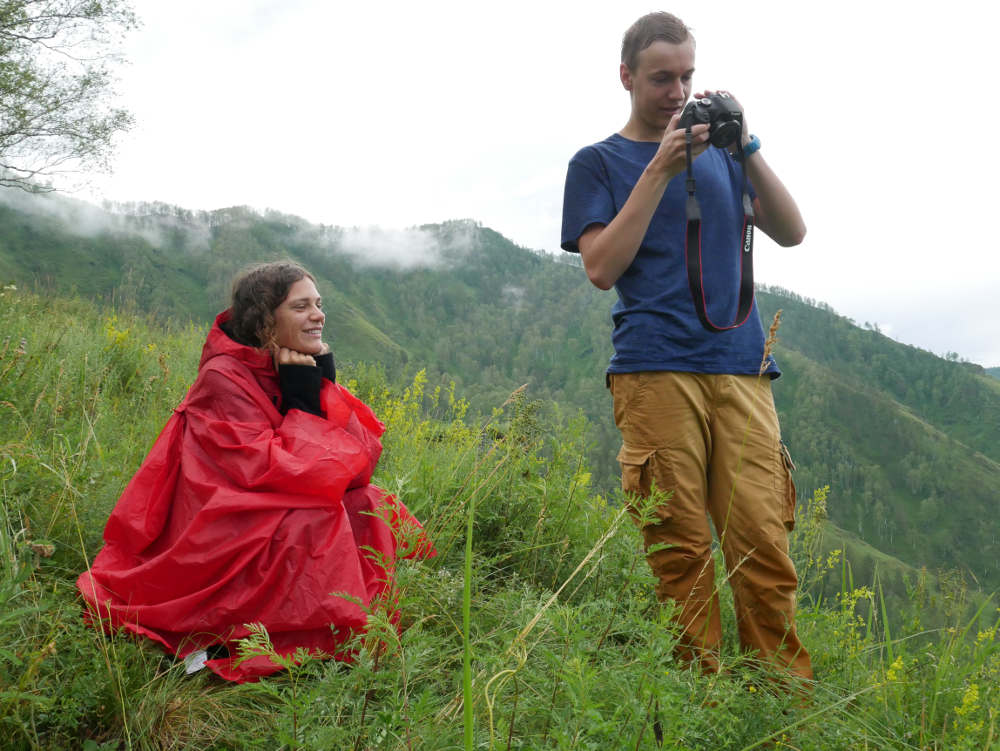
[741,134,761,159]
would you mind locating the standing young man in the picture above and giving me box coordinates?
[561,11,812,679]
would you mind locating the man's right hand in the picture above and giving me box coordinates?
[649,115,710,181]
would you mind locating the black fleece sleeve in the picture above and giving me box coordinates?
[278,364,324,417]
[314,352,336,383]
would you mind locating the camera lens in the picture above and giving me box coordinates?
[711,121,742,148]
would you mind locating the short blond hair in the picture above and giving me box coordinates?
[621,12,692,71]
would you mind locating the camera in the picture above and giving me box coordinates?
[678,93,743,149]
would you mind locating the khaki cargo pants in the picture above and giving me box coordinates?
[610,371,813,680]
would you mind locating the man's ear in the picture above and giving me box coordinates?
[620,62,633,92]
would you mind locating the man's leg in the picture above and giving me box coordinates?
[610,371,722,672]
[706,375,813,680]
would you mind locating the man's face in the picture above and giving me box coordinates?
[621,39,695,137]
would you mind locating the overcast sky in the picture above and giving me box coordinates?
[81,0,1000,367]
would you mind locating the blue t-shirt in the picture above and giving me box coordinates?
[561,133,778,377]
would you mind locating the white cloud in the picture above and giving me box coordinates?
[331,226,461,269]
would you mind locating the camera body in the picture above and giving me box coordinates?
[678,93,743,149]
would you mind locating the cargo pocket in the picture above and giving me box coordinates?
[778,442,797,531]
[617,444,673,525]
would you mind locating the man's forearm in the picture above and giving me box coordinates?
[579,162,676,289]
[745,152,806,247]
[579,123,709,289]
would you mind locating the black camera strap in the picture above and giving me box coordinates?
[683,127,756,333]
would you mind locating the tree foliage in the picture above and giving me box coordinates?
[0,0,136,191]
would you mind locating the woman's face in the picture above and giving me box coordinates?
[272,277,325,354]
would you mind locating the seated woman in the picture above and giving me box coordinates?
[77,261,431,682]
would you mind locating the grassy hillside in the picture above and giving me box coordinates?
[1,194,999,596]
[2,291,998,750]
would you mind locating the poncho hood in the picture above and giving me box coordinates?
[199,309,274,376]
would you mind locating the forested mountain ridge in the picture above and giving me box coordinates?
[1,194,998,592]
[752,289,1000,582]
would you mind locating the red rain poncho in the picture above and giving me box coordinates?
[77,311,430,682]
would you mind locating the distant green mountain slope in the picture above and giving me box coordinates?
[756,288,1000,464]
[1,194,998,591]
[772,347,999,580]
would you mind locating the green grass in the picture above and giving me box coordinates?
[1,288,998,750]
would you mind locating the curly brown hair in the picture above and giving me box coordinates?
[228,261,315,351]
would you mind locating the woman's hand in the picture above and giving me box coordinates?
[274,347,317,369]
